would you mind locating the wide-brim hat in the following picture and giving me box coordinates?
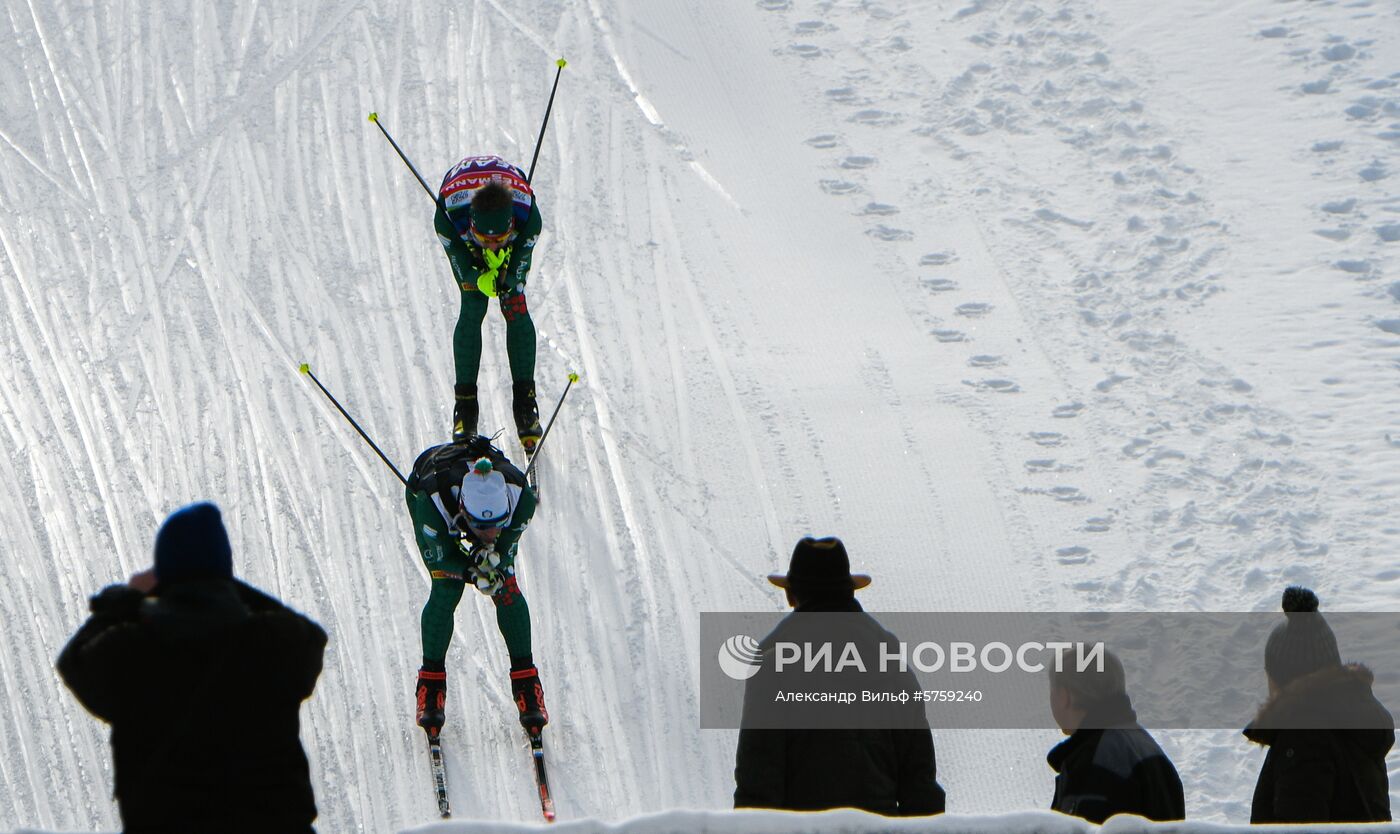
[768,536,871,591]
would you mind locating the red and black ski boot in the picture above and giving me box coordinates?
[510,665,549,732]
[416,668,447,733]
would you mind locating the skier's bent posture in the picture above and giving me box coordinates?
[404,438,547,735]
[435,155,544,449]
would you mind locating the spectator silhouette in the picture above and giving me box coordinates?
[1046,648,1184,823]
[58,502,327,834]
[1243,586,1393,823]
[733,536,946,816]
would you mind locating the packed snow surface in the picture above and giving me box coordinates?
[1,0,1397,831]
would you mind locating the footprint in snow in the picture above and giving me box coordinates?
[1053,402,1085,418]
[955,302,992,318]
[805,134,840,149]
[1082,517,1113,532]
[967,354,1004,367]
[1025,459,1057,473]
[1321,43,1357,62]
[819,179,860,195]
[1035,208,1095,229]
[1144,448,1187,467]
[921,251,958,266]
[1376,319,1400,335]
[1321,198,1356,214]
[1376,224,1400,242]
[757,0,791,8]
[1050,486,1089,504]
[795,20,835,33]
[932,329,967,342]
[1358,162,1388,182]
[860,203,900,216]
[1259,26,1290,39]
[1095,373,1130,392]
[1029,431,1066,447]
[840,155,878,169]
[850,110,901,127]
[1020,485,1090,504]
[867,225,913,241]
[921,278,959,293]
[1055,546,1092,566]
[788,43,824,59]
[1315,228,1351,241]
[964,378,1020,393]
[1335,259,1372,275]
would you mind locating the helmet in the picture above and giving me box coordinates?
[458,458,513,529]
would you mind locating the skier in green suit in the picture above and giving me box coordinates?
[404,437,547,737]
[435,155,544,451]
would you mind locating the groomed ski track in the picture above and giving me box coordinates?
[1,0,1397,831]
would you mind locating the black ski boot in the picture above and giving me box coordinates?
[452,384,478,443]
[416,668,447,733]
[510,665,549,732]
[512,380,542,454]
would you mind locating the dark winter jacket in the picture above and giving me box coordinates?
[733,598,946,816]
[1244,663,1394,824]
[1047,693,1184,824]
[57,578,327,834]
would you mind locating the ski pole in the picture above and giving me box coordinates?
[299,363,408,487]
[368,112,436,201]
[523,372,578,480]
[527,59,568,184]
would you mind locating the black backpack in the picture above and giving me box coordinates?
[407,438,524,500]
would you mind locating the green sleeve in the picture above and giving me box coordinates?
[435,205,481,291]
[503,203,543,291]
[495,485,537,559]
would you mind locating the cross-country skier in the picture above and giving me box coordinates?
[404,437,548,737]
[435,155,543,450]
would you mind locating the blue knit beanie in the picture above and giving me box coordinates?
[154,502,234,585]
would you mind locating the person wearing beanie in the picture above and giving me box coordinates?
[434,154,545,450]
[57,502,327,834]
[1046,650,1185,824]
[402,436,546,740]
[1243,586,1394,823]
[734,536,946,816]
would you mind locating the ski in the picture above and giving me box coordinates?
[524,447,541,499]
[529,728,556,822]
[427,730,451,818]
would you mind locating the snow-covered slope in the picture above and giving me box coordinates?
[1,0,1396,831]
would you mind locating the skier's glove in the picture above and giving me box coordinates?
[468,545,504,595]
[476,247,510,298]
[476,268,499,298]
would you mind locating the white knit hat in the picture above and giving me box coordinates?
[459,459,513,527]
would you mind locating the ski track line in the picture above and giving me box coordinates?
[20,0,99,196]
[0,126,83,206]
[552,102,690,808]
